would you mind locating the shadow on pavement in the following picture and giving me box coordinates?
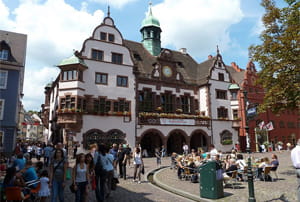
[264,194,289,202]
[280,170,295,176]
[106,186,154,202]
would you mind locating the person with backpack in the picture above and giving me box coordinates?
[49,148,67,202]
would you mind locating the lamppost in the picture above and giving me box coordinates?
[243,90,256,202]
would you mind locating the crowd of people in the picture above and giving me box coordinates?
[0,140,291,201]
[172,144,280,185]
[0,141,147,202]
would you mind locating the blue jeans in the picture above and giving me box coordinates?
[95,173,107,202]
[75,181,87,202]
[51,179,64,202]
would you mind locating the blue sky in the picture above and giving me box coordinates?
[0,0,287,111]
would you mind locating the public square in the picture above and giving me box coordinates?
[59,150,296,202]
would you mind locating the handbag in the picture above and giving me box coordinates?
[69,183,76,193]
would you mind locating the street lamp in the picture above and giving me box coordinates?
[243,90,256,202]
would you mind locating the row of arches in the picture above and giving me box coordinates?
[82,128,210,156]
[139,129,209,156]
[82,129,126,149]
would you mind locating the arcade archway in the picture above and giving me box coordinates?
[140,129,163,157]
[190,130,209,152]
[167,130,187,154]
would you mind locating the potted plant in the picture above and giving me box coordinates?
[222,139,233,145]
[156,106,163,112]
[176,108,183,113]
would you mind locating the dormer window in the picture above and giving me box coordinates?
[218,62,222,68]
[108,34,115,42]
[218,73,224,81]
[100,32,107,41]
[0,49,8,60]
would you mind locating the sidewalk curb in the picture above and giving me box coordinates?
[152,167,212,202]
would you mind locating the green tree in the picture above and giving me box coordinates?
[249,0,300,113]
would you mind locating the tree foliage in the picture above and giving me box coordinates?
[249,0,300,113]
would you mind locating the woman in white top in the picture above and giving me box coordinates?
[133,147,143,183]
[72,153,89,202]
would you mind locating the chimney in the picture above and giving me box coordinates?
[179,48,187,54]
[208,55,213,59]
[231,62,241,72]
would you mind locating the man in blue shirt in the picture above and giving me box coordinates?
[109,144,118,168]
[13,153,26,171]
[21,160,38,188]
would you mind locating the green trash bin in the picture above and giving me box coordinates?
[199,160,224,199]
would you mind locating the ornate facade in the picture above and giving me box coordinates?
[42,6,246,154]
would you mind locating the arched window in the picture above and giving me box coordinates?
[220,130,232,145]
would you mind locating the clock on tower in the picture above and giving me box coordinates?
[162,66,172,77]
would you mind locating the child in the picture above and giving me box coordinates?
[38,170,50,202]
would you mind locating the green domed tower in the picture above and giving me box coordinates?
[140,2,162,56]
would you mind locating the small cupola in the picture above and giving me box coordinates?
[140,2,162,56]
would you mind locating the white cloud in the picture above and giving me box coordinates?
[23,66,60,111]
[153,0,244,58]
[89,0,137,9]
[251,18,264,36]
[0,0,105,110]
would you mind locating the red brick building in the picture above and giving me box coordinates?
[230,61,299,152]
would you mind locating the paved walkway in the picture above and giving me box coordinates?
[46,150,296,202]
[60,157,193,202]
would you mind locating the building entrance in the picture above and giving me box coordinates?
[167,130,186,154]
[190,131,208,152]
[140,130,162,157]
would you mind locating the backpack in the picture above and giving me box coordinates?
[95,155,106,176]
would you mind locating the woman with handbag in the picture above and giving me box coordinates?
[49,148,67,202]
[72,153,90,202]
[132,147,143,184]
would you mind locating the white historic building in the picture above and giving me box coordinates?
[42,5,240,154]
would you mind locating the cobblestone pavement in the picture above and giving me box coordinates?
[43,150,296,202]
[155,151,297,202]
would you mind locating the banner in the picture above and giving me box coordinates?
[160,118,195,125]
[258,121,265,130]
[265,122,274,131]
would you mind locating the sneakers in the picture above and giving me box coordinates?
[138,181,141,184]
[132,179,137,182]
